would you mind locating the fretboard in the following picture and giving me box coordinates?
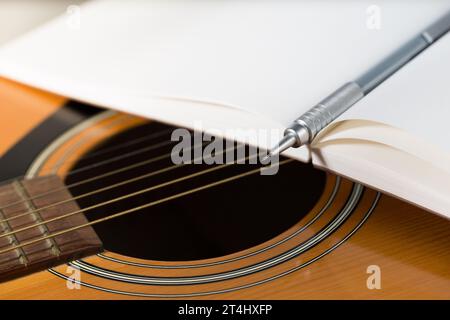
[0,175,102,282]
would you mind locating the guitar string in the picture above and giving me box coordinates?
[63,139,174,176]
[0,136,174,202]
[0,126,252,210]
[0,144,241,224]
[0,159,292,256]
[0,158,243,240]
[0,128,172,192]
[0,140,207,213]
[0,126,174,190]
[67,128,172,162]
[0,126,232,210]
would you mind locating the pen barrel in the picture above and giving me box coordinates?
[291,82,364,143]
[356,36,429,94]
[280,11,450,152]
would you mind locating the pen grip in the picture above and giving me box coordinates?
[294,82,364,142]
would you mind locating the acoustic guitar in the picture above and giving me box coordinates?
[0,77,448,300]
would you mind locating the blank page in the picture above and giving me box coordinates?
[340,32,450,155]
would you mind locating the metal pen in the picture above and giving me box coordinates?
[265,11,450,160]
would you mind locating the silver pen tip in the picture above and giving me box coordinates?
[262,134,297,164]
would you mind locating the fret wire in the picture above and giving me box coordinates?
[0,143,232,224]
[0,159,292,256]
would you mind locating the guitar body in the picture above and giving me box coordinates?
[0,77,449,300]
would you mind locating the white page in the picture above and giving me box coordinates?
[311,139,450,218]
[315,31,450,216]
[340,32,450,155]
[0,0,86,45]
[0,0,448,215]
[0,0,449,129]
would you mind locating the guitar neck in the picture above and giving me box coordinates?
[0,175,102,282]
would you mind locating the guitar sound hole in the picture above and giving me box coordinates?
[65,122,326,261]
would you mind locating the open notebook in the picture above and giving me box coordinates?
[0,0,449,218]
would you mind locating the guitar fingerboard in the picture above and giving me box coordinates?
[0,176,102,282]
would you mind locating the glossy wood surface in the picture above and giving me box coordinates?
[0,77,64,155]
[0,78,449,299]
